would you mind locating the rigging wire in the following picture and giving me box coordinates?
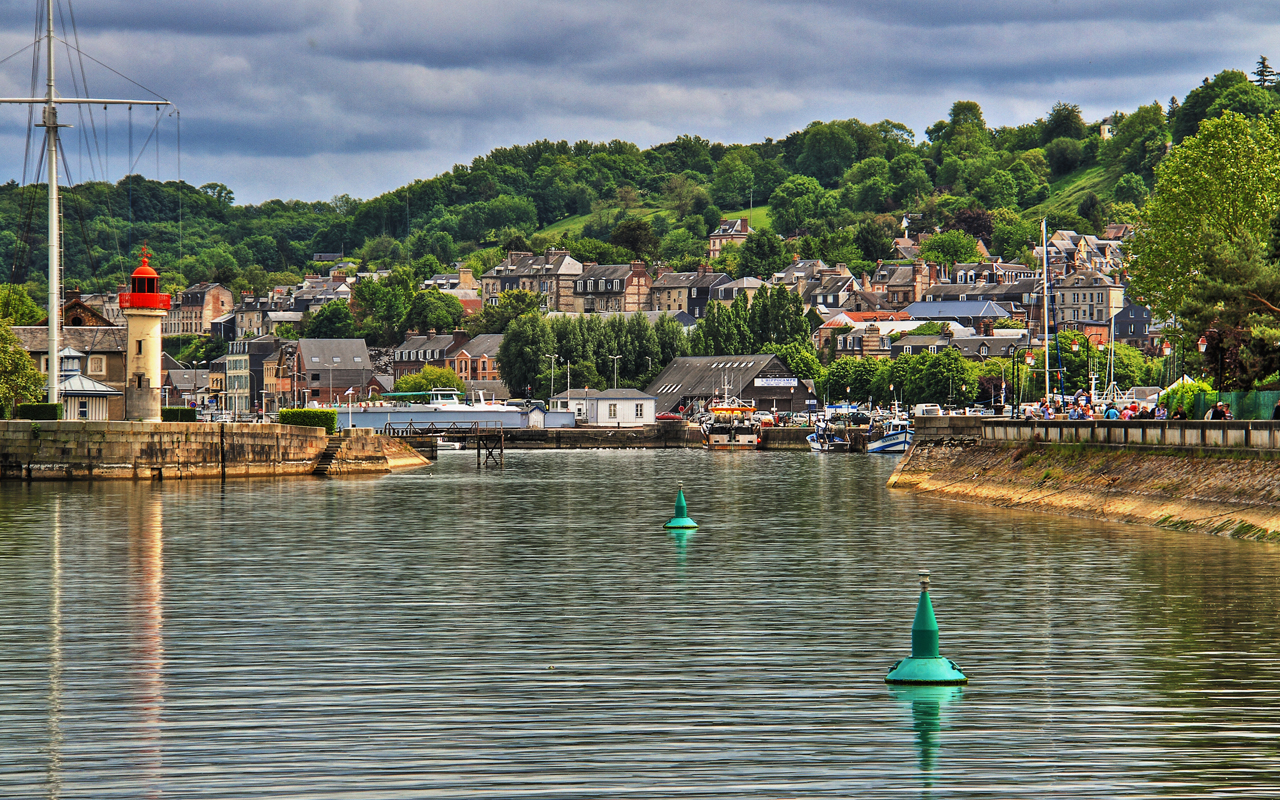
[22,1,42,186]
[62,0,106,180]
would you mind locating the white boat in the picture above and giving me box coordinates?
[807,431,848,452]
[867,418,913,453]
[701,401,760,450]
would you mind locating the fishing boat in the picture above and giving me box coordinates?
[701,400,759,450]
[807,419,848,452]
[867,417,913,454]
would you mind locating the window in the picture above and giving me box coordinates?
[88,356,105,375]
[902,345,911,355]
[333,357,341,363]
[311,357,320,363]
[353,357,362,363]
[576,281,584,292]
[635,403,644,418]
[587,279,595,292]
[78,400,88,419]
[311,389,319,397]
[312,373,320,381]
[40,356,49,372]
[690,287,697,297]
[608,403,618,419]
[136,340,144,355]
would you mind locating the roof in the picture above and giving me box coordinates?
[651,271,731,290]
[902,300,1011,319]
[591,388,657,400]
[452,333,503,358]
[551,388,602,400]
[58,373,122,396]
[12,325,127,354]
[298,338,372,367]
[645,355,788,412]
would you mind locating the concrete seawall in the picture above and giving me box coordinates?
[889,418,1280,540]
[0,421,427,480]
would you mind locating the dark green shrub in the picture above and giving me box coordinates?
[16,403,61,420]
[161,407,198,422]
[279,408,338,435]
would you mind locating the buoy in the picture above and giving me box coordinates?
[885,570,968,685]
[663,481,698,529]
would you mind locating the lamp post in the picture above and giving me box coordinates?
[610,354,622,389]
[1069,332,1106,399]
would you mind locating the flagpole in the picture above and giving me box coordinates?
[1042,218,1050,403]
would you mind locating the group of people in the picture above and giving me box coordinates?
[1024,397,1280,420]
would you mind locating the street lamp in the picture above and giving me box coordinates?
[1197,335,1208,353]
[609,354,623,389]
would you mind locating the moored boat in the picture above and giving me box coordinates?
[867,417,913,453]
[701,398,760,450]
[807,431,849,452]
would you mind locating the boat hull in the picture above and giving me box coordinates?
[867,429,912,453]
[807,434,848,452]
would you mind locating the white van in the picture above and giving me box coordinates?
[912,403,943,417]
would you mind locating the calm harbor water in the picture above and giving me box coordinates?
[3,450,1280,798]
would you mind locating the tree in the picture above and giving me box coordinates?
[945,208,993,241]
[0,284,43,325]
[738,228,787,279]
[1042,101,1087,143]
[306,299,358,339]
[918,347,978,406]
[406,287,465,334]
[394,366,465,394]
[1255,55,1277,88]
[760,340,822,381]
[796,123,858,188]
[1128,111,1280,320]
[496,312,553,398]
[851,220,895,262]
[823,355,880,403]
[1044,137,1084,176]
[1114,173,1149,206]
[768,175,827,235]
[1172,70,1249,144]
[749,284,808,349]
[465,289,544,336]
[919,230,981,266]
[609,217,658,259]
[0,315,45,416]
[991,210,1035,261]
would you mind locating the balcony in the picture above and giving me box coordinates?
[119,292,172,310]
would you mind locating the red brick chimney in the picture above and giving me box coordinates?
[980,319,994,337]
[928,263,938,285]
[451,329,470,349]
[630,261,649,282]
[696,262,709,275]
[65,288,80,303]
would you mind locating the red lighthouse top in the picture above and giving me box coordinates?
[120,244,171,310]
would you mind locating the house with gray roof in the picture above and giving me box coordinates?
[296,338,373,405]
[584,388,657,427]
[649,265,730,319]
[902,300,1011,328]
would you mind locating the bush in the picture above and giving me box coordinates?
[161,407,197,422]
[279,408,338,435]
[16,402,61,420]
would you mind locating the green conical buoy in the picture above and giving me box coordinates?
[663,482,698,529]
[885,570,968,685]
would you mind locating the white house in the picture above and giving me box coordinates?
[585,388,656,427]
[550,388,599,421]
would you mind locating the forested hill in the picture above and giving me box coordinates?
[1,62,1277,304]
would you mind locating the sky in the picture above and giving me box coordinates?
[0,0,1277,206]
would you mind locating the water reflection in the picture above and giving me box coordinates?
[46,498,62,800]
[127,492,165,799]
[888,684,963,779]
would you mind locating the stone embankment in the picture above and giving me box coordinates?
[0,421,427,481]
[488,423,832,450]
[889,418,1280,541]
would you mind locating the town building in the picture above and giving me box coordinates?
[445,334,503,384]
[549,388,600,421]
[649,265,730,319]
[481,249,583,310]
[866,262,936,309]
[53,348,122,421]
[161,368,211,409]
[584,388,657,427]
[1114,302,1155,350]
[710,276,766,307]
[645,355,819,415]
[1052,269,1126,325]
[901,300,1013,329]
[178,283,235,335]
[207,355,227,410]
[225,335,289,415]
[708,217,751,260]
[297,338,374,405]
[393,330,470,380]
[570,262,652,313]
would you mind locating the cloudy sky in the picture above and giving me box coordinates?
[0,0,1277,205]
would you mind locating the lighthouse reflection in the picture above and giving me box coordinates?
[889,684,963,780]
[127,491,166,798]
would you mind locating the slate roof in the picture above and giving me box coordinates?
[593,388,657,400]
[453,333,503,358]
[902,300,1011,319]
[645,355,786,412]
[650,271,731,290]
[12,325,127,354]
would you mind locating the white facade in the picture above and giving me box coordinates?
[585,390,656,427]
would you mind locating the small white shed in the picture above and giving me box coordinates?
[585,388,657,427]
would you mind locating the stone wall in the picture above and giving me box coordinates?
[982,419,1280,452]
[888,437,1280,541]
[326,428,430,475]
[0,421,421,481]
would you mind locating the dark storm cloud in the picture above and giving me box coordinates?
[0,0,1276,201]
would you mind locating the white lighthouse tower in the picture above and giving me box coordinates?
[120,245,170,421]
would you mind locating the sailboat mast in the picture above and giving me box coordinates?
[45,0,60,405]
[1042,218,1049,403]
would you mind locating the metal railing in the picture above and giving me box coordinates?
[382,420,504,437]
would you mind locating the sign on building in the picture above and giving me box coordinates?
[754,377,798,387]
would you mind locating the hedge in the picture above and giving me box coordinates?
[161,407,198,422]
[279,408,337,435]
[16,403,62,420]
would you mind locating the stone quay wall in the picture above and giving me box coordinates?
[0,421,424,481]
[889,419,1280,541]
[328,428,430,475]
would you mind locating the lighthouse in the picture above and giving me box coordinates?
[119,245,171,421]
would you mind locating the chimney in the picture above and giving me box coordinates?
[451,329,469,348]
[980,319,994,337]
[630,260,649,282]
[697,262,709,275]
[739,216,749,232]
[65,288,80,303]
[928,263,938,285]
[655,265,673,276]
